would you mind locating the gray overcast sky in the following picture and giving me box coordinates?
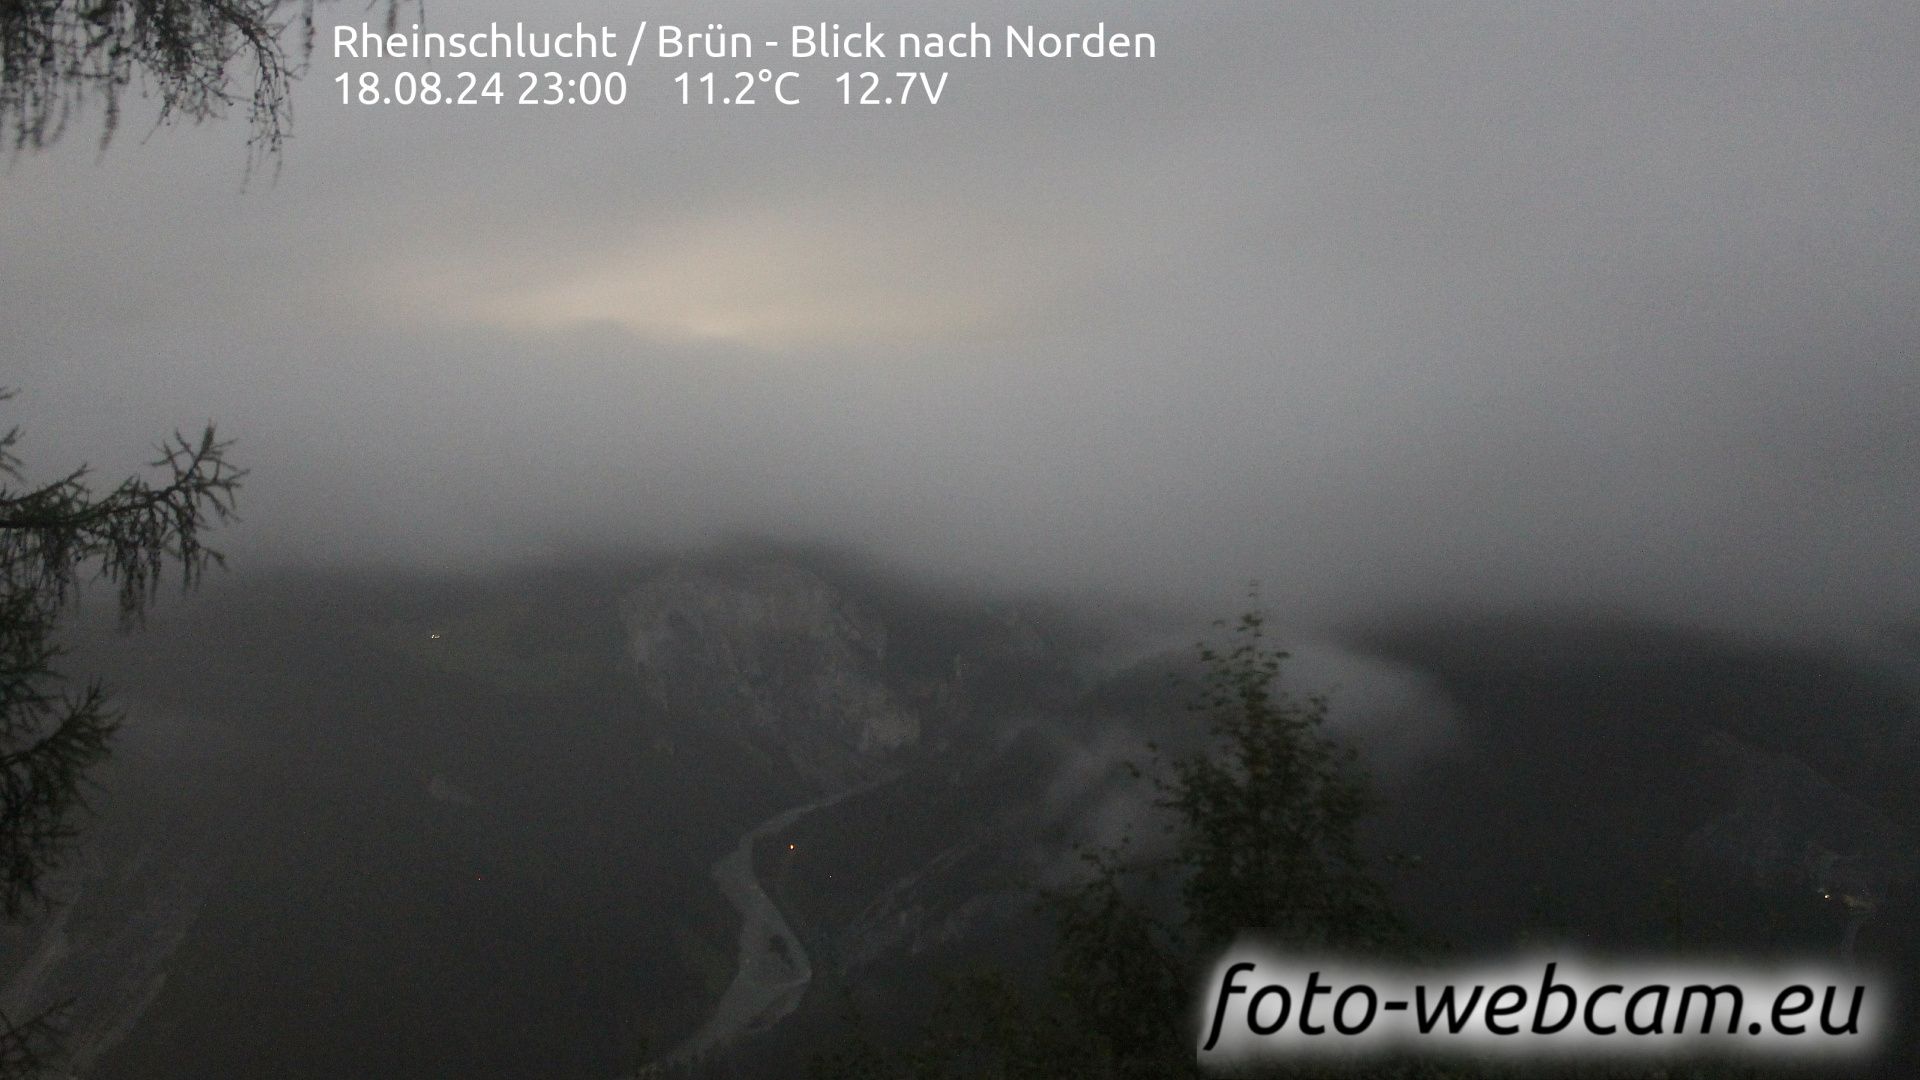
[3,0,1916,634]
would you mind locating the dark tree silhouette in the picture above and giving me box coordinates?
[1159,608,1405,955]
[1,0,406,159]
[0,2,326,1066]
[2,0,296,155]
[0,391,240,1073]
[0,389,242,915]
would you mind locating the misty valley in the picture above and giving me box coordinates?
[5,3,1918,1075]
[0,545,1912,1078]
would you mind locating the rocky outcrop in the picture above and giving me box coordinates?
[620,562,920,790]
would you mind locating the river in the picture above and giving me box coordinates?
[655,784,873,1069]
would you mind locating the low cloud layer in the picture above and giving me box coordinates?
[3,0,1916,635]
